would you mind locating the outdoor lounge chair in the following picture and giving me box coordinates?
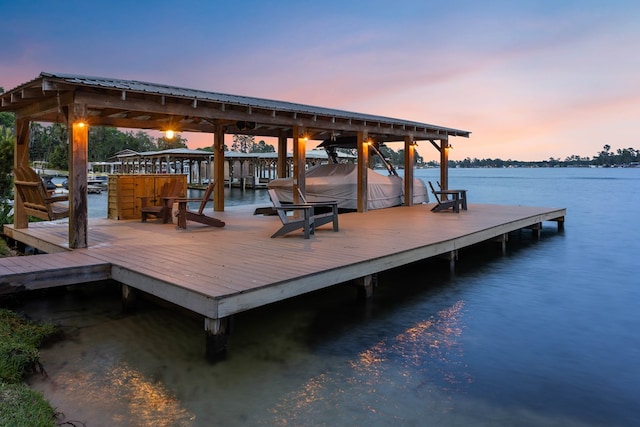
[13,166,69,221]
[268,188,339,238]
[428,181,464,213]
[296,188,339,232]
[175,181,225,229]
[436,181,468,210]
[140,179,185,223]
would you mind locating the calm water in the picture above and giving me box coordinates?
[15,168,640,426]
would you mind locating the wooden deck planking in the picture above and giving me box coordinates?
[137,216,352,290]
[89,234,270,293]
[0,250,111,294]
[2,202,565,319]
[93,250,241,293]
[96,246,284,296]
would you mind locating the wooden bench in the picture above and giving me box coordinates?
[13,166,69,221]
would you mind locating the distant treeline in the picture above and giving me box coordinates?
[419,145,640,168]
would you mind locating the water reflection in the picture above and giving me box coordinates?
[268,301,468,425]
[107,365,195,426]
[30,357,195,426]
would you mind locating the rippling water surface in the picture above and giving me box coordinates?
[17,168,640,426]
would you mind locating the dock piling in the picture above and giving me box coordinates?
[205,317,231,362]
[355,274,376,300]
[121,284,137,313]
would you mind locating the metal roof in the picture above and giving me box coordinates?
[0,72,470,142]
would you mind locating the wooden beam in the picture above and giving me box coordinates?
[11,91,73,119]
[439,137,449,190]
[277,132,288,178]
[404,136,415,206]
[357,131,369,212]
[68,109,89,249]
[71,91,452,141]
[12,118,29,229]
[214,124,225,211]
[292,126,306,203]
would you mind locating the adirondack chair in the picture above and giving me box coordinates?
[428,181,463,213]
[175,181,225,229]
[436,181,468,210]
[140,179,185,223]
[296,188,339,233]
[268,189,315,238]
[13,166,69,221]
[268,189,339,238]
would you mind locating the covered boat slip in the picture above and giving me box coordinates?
[1,72,470,250]
[1,202,566,359]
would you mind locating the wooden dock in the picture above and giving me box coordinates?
[1,202,565,360]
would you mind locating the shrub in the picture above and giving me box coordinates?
[0,309,58,427]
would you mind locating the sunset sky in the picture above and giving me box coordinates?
[2,1,639,162]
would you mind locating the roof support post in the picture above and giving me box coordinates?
[277,132,288,178]
[439,136,449,190]
[207,155,213,184]
[357,131,369,212]
[213,123,225,211]
[292,126,306,203]
[404,135,415,206]
[12,117,30,229]
[68,110,89,249]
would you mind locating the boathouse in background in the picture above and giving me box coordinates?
[0,72,470,248]
[110,147,355,188]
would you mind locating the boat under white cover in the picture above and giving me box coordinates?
[268,163,429,210]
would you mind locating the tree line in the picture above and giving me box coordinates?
[438,145,639,169]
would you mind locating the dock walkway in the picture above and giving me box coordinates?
[1,202,565,359]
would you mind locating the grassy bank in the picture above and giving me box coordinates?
[0,235,13,257]
[0,238,60,427]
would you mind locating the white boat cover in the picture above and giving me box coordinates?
[268,163,429,210]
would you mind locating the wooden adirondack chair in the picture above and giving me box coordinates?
[296,188,339,233]
[436,181,468,210]
[140,179,185,223]
[175,181,225,229]
[267,188,340,238]
[428,181,463,213]
[13,166,69,221]
[268,189,315,238]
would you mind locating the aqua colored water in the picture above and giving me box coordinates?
[18,168,640,426]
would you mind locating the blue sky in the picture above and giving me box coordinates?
[2,0,639,161]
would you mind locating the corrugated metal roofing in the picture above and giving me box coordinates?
[34,72,468,135]
[1,72,470,140]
